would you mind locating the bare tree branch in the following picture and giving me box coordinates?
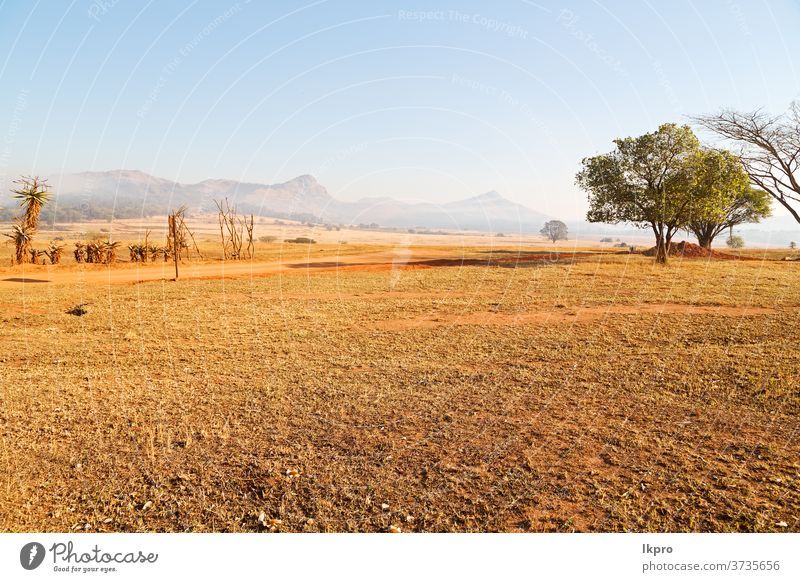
[693,104,800,223]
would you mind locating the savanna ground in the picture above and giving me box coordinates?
[0,225,798,532]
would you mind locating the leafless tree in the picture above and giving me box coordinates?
[694,104,800,224]
[243,213,255,259]
[167,206,202,262]
[214,198,253,259]
[215,198,239,259]
[174,207,202,259]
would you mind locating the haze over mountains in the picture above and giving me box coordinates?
[1,170,796,245]
[43,170,552,233]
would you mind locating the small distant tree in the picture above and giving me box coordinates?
[790,241,797,250]
[540,220,569,243]
[726,235,745,249]
[576,123,700,264]
[259,235,277,243]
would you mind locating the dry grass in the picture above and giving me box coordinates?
[0,246,798,532]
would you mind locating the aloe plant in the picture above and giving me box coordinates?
[4,222,33,264]
[12,176,50,232]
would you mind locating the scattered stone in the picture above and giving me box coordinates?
[66,303,90,316]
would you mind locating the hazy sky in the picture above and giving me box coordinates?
[1,0,799,219]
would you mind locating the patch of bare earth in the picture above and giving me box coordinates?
[374,303,781,331]
[0,252,798,532]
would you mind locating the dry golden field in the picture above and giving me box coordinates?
[0,235,798,532]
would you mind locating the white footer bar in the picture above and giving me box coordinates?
[1,533,797,581]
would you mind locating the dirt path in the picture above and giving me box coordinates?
[374,303,782,330]
[0,249,600,289]
[0,250,410,288]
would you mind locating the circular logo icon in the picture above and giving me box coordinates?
[20,542,46,570]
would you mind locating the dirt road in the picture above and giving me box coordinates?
[0,249,601,289]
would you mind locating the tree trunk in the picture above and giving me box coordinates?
[15,241,30,265]
[655,235,668,264]
[697,234,713,249]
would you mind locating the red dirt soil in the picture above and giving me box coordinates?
[0,249,604,289]
[642,240,744,259]
[374,303,781,331]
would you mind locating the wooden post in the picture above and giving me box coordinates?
[169,214,179,280]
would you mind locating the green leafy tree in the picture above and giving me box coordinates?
[576,123,700,264]
[726,234,745,249]
[540,220,569,243]
[686,150,771,248]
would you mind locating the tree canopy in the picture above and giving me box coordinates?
[694,104,800,225]
[686,149,770,248]
[576,123,701,263]
[540,220,568,243]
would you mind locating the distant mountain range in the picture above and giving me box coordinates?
[24,170,552,233]
[2,170,797,244]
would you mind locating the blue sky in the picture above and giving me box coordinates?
[1,0,799,219]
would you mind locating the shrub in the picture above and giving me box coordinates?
[726,235,745,249]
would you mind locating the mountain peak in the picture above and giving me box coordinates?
[51,171,549,232]
[286,174,319,187]
[470,190,505,202]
